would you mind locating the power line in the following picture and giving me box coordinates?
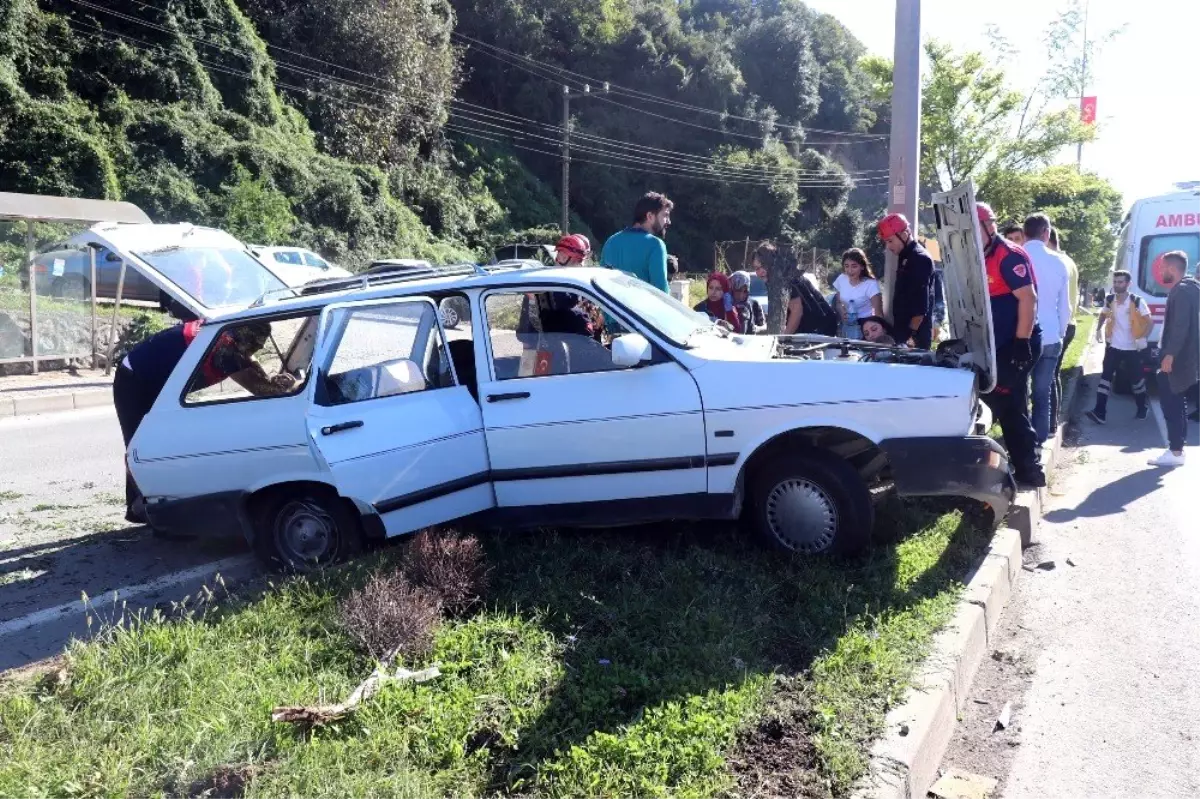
[72,0,881,180]
[452,32,889,140]
[448,109,865,184]
[68,16,881,191]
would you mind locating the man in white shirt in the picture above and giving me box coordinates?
[1047,227,1080,434]
[1086,269,1153,424]
[1022,213,1073,448]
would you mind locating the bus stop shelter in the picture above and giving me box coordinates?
[0,193,151,374]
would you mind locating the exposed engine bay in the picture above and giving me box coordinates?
[773,334,986,375]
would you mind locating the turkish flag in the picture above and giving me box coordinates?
[1080,96,1097,125]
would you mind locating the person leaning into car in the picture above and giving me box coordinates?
[113,320,296,525]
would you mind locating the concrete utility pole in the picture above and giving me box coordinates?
[1076,0,1089,169]
[560,82,609,234]
[883,0,922,324]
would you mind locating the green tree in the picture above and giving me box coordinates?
[982,165,1122,284]
[219,164,296,245]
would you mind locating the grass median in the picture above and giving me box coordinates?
[0,500,992,798]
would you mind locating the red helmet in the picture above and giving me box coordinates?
[555,233,591,260]
[877,213,910,241]
[976,202,997,224]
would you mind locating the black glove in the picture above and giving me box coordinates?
[1010,337,1033,371]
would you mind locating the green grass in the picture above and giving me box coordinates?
[0,502,990,798]
[1061,311,1098,376]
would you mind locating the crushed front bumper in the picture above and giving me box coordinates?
[879,435,1016,524]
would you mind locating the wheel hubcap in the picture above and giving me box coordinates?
[275,499,336,567]
[441,306,458,327]
[764,478,838,554]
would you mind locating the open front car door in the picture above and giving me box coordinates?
[306,296,496,536]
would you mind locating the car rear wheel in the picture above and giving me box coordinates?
[750,450,872,557]
[439,304,460,329]
[254,491,362,573]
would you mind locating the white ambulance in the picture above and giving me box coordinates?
[1115,185,1200,334]
[1111,184,1200,383]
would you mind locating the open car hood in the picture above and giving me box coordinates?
[930,180,998,393]
[70,223,291,320]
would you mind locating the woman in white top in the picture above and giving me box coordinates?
[832,248,882,339]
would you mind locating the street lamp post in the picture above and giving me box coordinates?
[560,83,609,234]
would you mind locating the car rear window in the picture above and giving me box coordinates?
[1139,233,1200,296]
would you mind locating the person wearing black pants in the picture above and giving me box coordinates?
[1148,251,1200,467]
[1050,322,1075,433]
[977,201,1045,488]
[112,320,288,523]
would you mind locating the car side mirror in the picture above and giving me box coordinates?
[611,333,652,368]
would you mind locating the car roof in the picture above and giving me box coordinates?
[224,265,612,324]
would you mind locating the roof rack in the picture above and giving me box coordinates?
[248,259,554,308]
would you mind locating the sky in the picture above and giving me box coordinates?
[803,0,1200,209]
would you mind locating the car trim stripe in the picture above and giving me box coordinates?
[329,429,485,465]
[483,408,702,431]
[374,453,741,512]
[133,442,309,464]
[706,395,959,413]
[375,471,492,514]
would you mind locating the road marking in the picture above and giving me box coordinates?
[0,554,255,639]
[0,405,114,430]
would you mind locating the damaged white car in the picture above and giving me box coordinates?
[83,193,1013,571]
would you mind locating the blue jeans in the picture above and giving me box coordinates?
[1031,340,1063,445]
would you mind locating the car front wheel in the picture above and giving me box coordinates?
[750,450,872,557]
[254,491,362,573]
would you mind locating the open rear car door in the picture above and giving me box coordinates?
[73,223,291,321]
[930,180,999,394]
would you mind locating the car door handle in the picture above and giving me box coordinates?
[321,420,364,435]
[486,392,531,403]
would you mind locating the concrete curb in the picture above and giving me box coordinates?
[853,527,1025,799]
[1,388,113,418]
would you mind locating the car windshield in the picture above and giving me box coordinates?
[134,247,288,310]
[749,274,767,295]
[592,272,714,347]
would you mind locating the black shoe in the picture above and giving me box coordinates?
[1136,407,1149,420]
[1085,410,1106,425]
[1014,470,1047,490]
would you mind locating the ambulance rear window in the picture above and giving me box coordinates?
[1139,233,1200,296]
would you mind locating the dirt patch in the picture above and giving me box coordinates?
[0,654,66,684]
[727,678,830,799]
[186,763,260,799]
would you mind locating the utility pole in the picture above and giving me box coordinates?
[883,0,922,324]
[560,82,609,234]
[1076,0,1089,168]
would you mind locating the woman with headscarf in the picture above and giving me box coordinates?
[694,272,742,332]
[729,270,766,334]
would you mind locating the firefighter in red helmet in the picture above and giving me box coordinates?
[977,201,1046,488]
[877,213,935,349]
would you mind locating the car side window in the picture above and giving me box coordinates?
[320,301,455,406]
[274,251,303,265]
[302,252,328,269]
[183,314,317,406]
[484,289,633,381]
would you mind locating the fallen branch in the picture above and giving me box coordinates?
[272,646,440,727]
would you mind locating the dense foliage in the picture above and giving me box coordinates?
[0,0,1118,277]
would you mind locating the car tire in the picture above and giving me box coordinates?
[750,450,873,557]
[253,490,363,573]
[440,304,460,329]
[52,275,89,302]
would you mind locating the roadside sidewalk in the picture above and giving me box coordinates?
[0,368,114,417]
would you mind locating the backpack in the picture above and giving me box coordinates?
[793,277,839,336]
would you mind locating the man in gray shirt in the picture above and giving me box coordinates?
[1148,250,1200,467]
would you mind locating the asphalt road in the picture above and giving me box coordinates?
[0,406,251,671]
[943,342,1200,797]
